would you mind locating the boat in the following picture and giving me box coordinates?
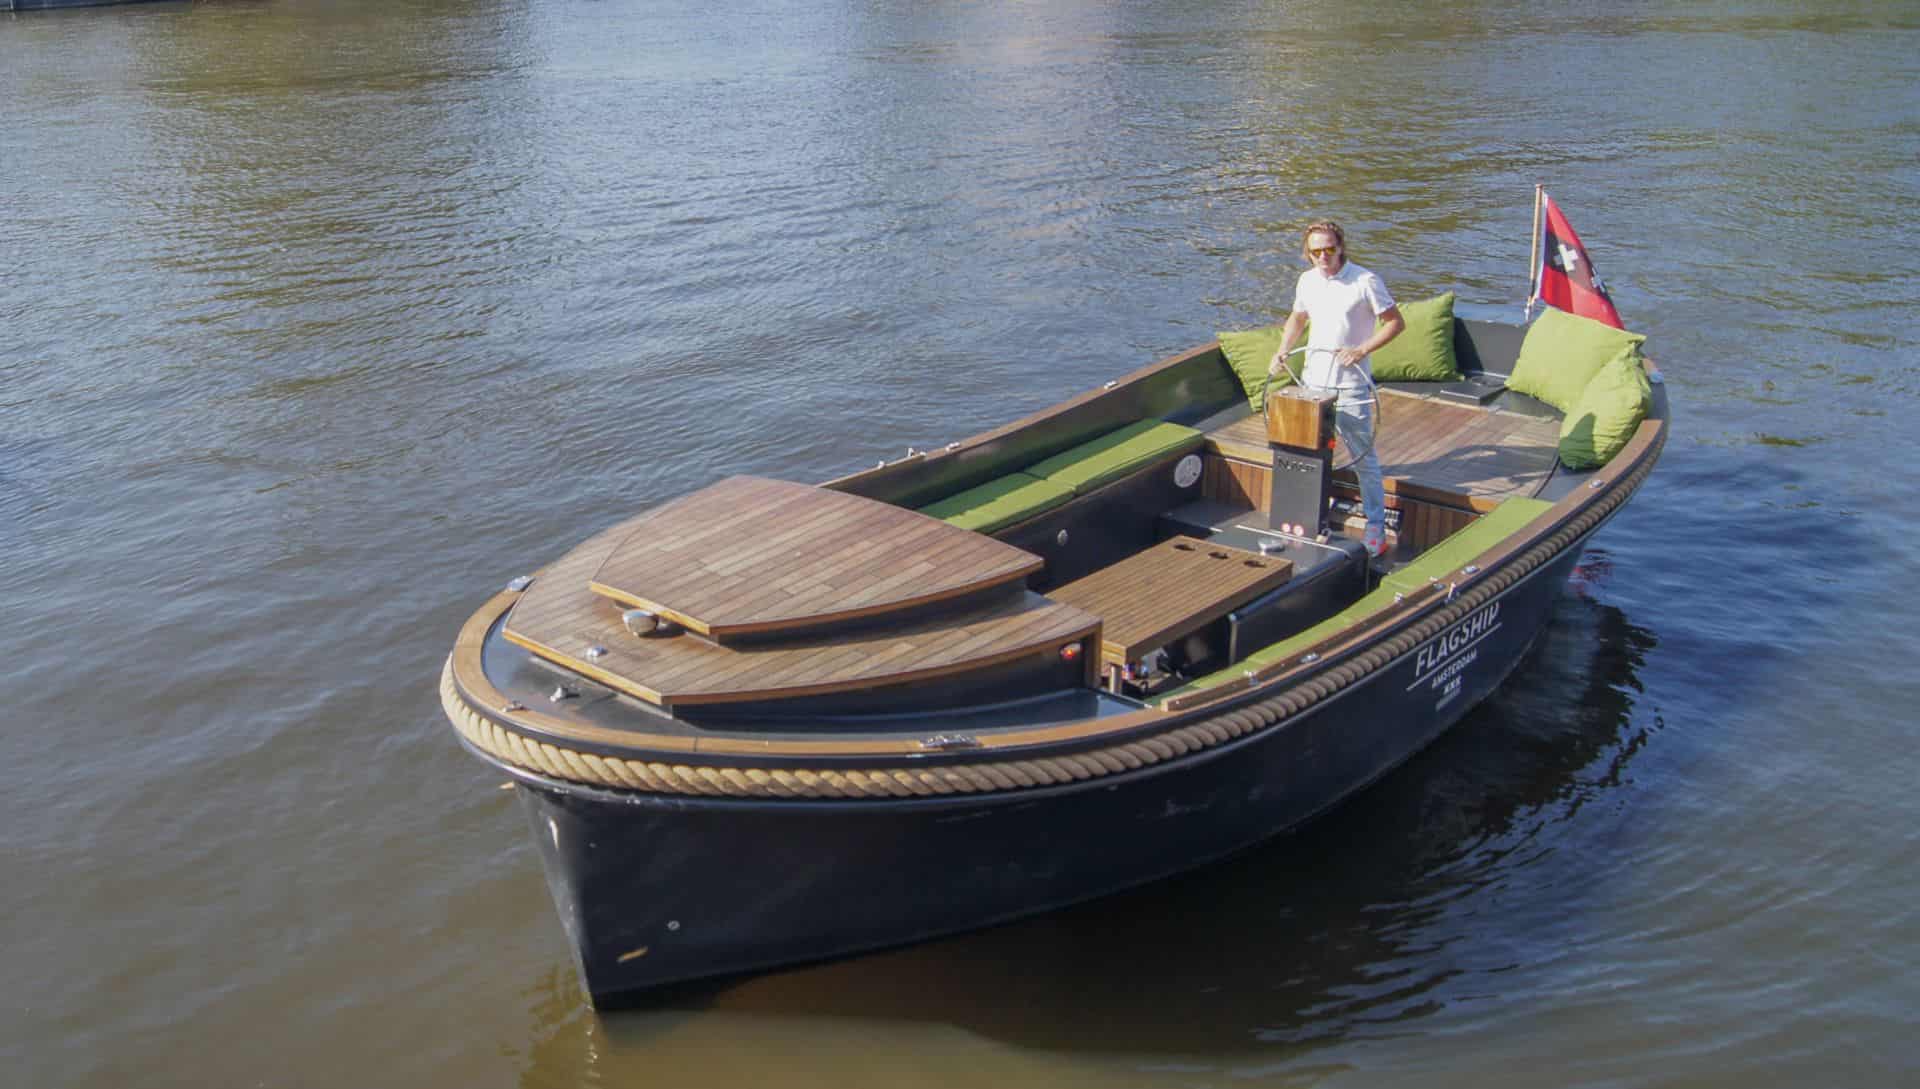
[438,295,1667,1005]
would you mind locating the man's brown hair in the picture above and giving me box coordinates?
[1301,221,1346,260]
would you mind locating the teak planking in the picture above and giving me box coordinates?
[505,506,1099,708]
[585,476,1043,640]
[1205,389,1560,504]
[1048,536,1294,666]
[1265,387,1337,449]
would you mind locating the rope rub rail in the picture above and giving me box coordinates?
[444,428,1662,801]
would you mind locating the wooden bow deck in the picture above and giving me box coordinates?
[587,476,1043,640]
[503,478,1100,708]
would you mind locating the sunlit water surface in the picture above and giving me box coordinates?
[3,1,1917,1086]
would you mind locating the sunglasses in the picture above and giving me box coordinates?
[1308,246,1340,257]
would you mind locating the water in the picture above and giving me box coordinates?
[4,1,1917,1085]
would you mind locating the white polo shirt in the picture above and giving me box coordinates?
[1292,260,1396,399]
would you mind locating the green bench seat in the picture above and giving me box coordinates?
[917,419,1204,532]
[1378,495,1554,596]
[917,472,1076,534]
[1027,419,1206,495]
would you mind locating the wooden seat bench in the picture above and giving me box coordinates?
[1047,535,1294,686]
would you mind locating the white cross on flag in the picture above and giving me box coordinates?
[1533,193,1624,329]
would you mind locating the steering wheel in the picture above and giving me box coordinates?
[1259,346,1381,471]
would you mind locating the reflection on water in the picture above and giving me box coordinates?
[511,568,1658,1083]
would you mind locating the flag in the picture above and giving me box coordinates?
[1532,191,1624,329]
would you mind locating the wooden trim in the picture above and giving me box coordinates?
[507,531,1104,710]
[1265,388,1336,448]
[511,617,1103,709]
[588,563,1039,641]
[1381,476,1507,515]
[453,590,702,754]
[1202,452,1268,511]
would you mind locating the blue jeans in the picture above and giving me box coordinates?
[1339,399,1385,532]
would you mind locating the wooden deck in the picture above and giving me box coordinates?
[497,394,1558,711]
[1049,536,1293,671]
[587,476,1043,641]
[1205,389,1561,503]
[505,504,1100,708]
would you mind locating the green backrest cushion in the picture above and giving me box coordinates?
[1369,292,1460,382]
[1028,419,1205,494]
[1216,325,1297,412]
[918,472,1075,534]
[916,420,1204,533]
[1557,351,1652,470]
[1506,307,1646,412]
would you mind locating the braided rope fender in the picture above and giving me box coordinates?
[445,433,1662,801]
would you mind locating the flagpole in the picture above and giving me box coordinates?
[1525,183,1543,321]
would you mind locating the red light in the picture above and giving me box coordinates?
[1060,643,1082,662]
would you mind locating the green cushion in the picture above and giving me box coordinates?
[1369,292,1460,382]
[1028,419,1205,495]
[1506,307,1646,412]
[918,472,1075,534]
[1380,496,1555,596]
[1238,590,1401,673]
[1558,351,1651,470]
[1216,325,1297,412]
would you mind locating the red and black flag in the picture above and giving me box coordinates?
[1530,190,1624,329]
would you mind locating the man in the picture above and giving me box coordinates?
[1268,221,1404,558]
